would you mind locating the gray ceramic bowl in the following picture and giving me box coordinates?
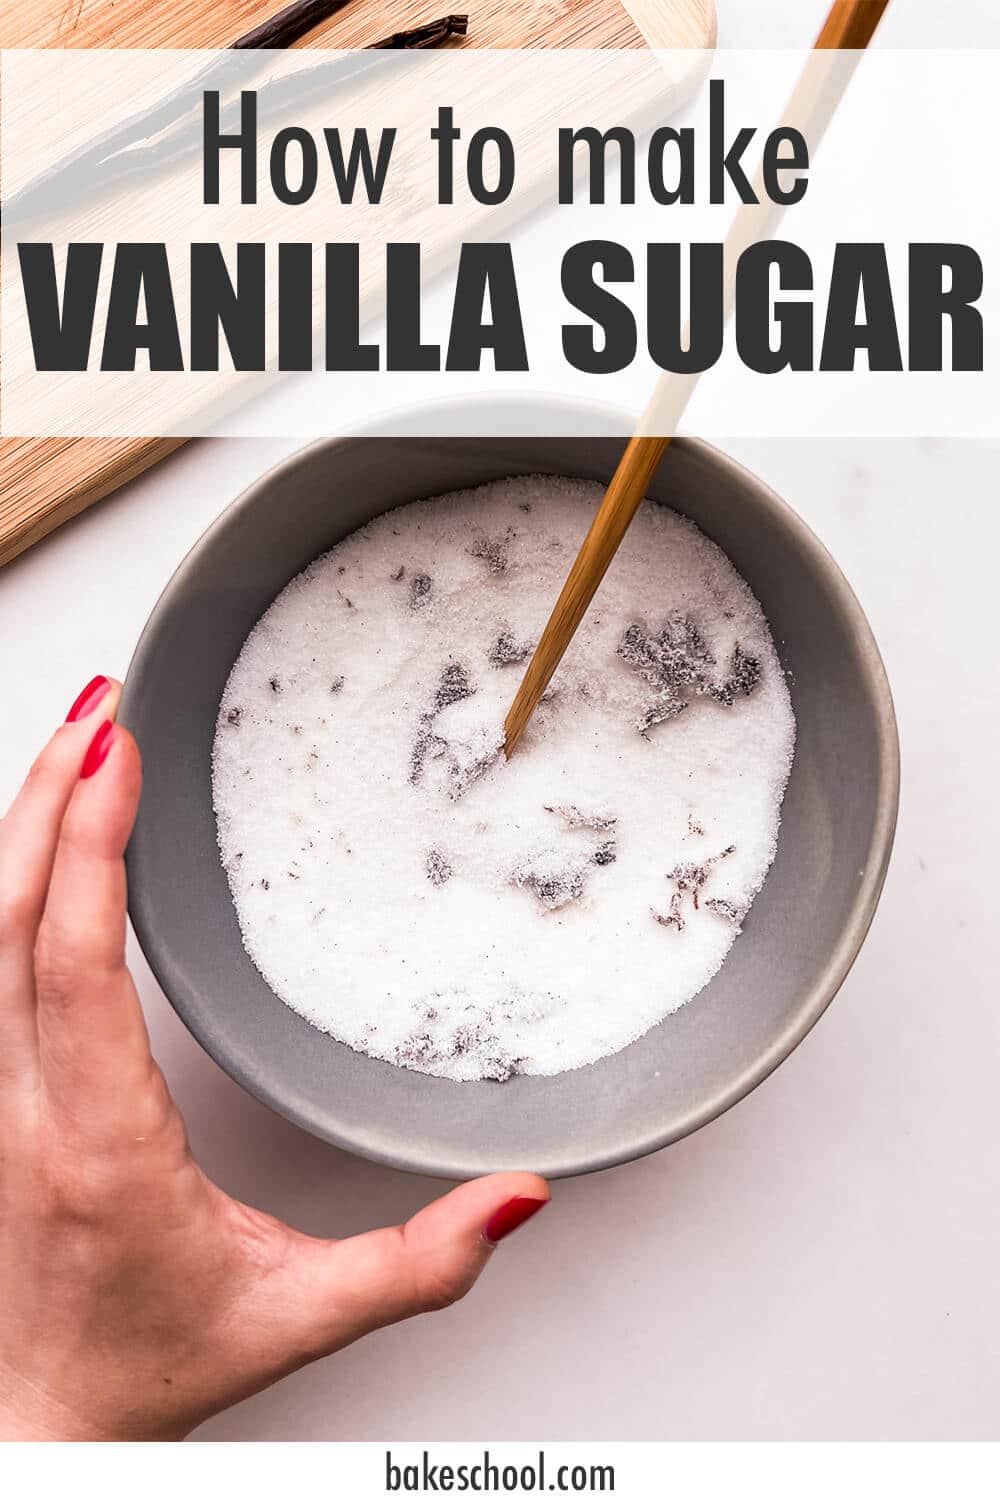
[121,408,899,1179]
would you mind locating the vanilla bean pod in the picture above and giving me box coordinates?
[240,3,468,51]
[233,0,353,49]
[77,17,469,192]
[371,14,468,47]
[5,8,467,226]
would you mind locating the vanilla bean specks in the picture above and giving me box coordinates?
[213,475,795,1083]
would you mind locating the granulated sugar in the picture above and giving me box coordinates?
[212,476,796,1081]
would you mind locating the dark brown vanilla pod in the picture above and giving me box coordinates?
[4,9,469,227]
[234,1,468,53]
[232,0,354,50]
[370,14,468,48]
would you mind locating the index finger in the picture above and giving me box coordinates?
[0,677,120,1070]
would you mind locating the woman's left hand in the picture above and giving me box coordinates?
[0,677,549,1441]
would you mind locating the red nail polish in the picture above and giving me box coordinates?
[66,675,111,723]
[484,1196,548,1245]
[80,720,116,780]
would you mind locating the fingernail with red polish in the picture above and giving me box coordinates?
[80,720,116,780]
[66,675,111,723]
[484,1196,548,1245]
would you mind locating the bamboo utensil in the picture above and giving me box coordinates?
[503,0,893,756]
[502,434,670,755]
[815,0,892,49]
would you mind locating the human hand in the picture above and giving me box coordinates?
[0,677,549,1441]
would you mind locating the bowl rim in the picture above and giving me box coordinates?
[122,412,900,1179]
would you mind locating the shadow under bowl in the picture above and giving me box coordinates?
[120,416,899,1179]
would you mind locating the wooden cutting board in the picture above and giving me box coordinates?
[0,0,716,568]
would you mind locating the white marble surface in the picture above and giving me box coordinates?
[2,0,999,1443]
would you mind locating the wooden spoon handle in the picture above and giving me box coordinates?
[503,435,670,756]
[504,0,894,759]
[816,0,892,49]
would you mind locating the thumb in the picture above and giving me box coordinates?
[284,1172,550,1358]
